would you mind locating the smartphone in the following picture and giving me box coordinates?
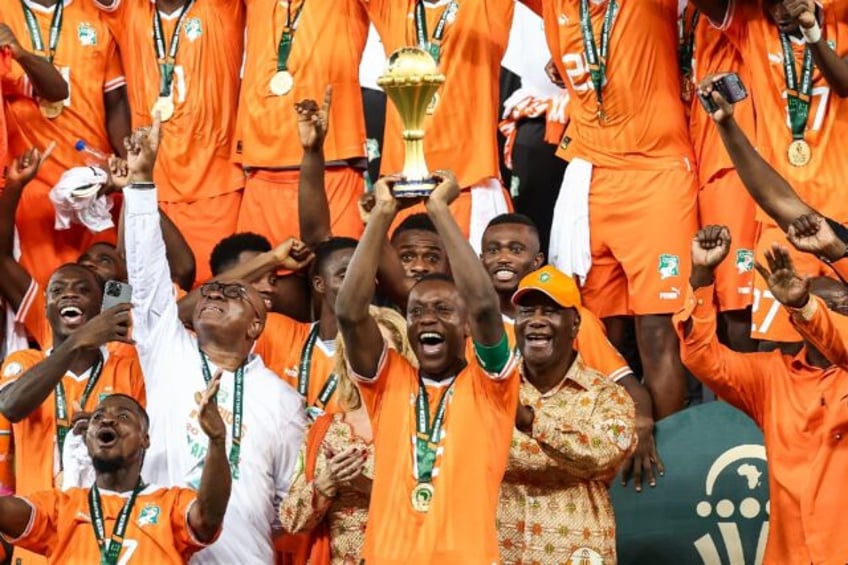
[699,72,748,114]
[101,280,132,312]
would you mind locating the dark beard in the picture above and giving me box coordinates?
[91,456,124,473]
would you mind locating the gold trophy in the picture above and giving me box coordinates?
[377,47,445,198]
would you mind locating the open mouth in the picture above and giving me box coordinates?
[525,333,552,347]
[493,268,516,283]
[96,427,118,447]
[418,331,446,356]
[59,305,85,326]
[200,304,225,316]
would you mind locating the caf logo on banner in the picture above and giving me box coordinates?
[611,402,769,565]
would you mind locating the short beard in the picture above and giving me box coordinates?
[91,456,124,473]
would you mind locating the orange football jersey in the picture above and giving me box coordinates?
[94,0,245,203]
[234,0,369,168]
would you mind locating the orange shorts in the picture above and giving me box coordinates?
[160,191,243,286]
[751,224,829,342]
[237,167,365,245]
[581,167,698,317]
[697,169,757,312]
[15,174,118,288]
[390,181,514,246]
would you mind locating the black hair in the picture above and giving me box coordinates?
[485,213,540,236]
[313,237,359,275]
[209,232,272,276]
[85,241,119,251]
[98,393,150,430]
[51,262,105,291]
[411,272,455,290]
[391,213,438,243]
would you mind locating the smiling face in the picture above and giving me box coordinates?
[515,292,579,370]
[193,279,266,344]
[84,395,150,474]
[78,243,127,283]
[392,229,449,281]
[481,223,544,295]
[46,264,103,341]
[406,278,467,377]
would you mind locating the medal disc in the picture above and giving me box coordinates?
[151,97,175,122]
[270,71,294,96]
[411,483,434,512]
[39,100,64,119]
[787,139,812,167]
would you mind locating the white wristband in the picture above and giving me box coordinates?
[803,21,822,44]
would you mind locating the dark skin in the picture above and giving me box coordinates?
[338,171,504,381]
[393,230,449,281]
[0,21,67,102]
[104,88,131,159]
[0,265,132,423]
[688,226,833,368]
[0,391,230,545]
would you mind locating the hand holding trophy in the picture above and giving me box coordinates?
[377,47,445,199]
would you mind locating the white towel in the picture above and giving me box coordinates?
[548,157,593,283]
[469,178,510,255]
[49,166,114,233]
[2,228,28,358]
[61,430,95,490]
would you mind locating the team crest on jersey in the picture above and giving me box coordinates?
[567,547,603,565]
[137,504,161,527]
[2,362,22,377]
[658,254,680,280]
[77,23,97,47]
[184,18,203,42]
[736,249,754,274]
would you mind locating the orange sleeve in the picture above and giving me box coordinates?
[0,414,13,496]
[6,489,60,556]
[17,281,51,350]
[790,296,848,370]
[349,344,394,422]
[102,39,126,93]
[170,488,216,559]
[0,350,39,391]
[829,257,848,283]
[575,308,632,382]
[672,284,770,425]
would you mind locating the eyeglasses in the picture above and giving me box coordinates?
[199,282,261,317]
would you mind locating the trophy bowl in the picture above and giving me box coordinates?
[377,47,445,198]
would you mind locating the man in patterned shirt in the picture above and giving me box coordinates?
[498,265,636,564]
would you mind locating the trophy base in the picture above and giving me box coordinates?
[393,178,438,199]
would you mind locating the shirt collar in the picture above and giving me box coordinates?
[521,354,598,397]
[23,0,72,14]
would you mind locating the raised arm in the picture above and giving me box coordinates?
[104,85,130,158]
[425,173,504,346]
[785,0,848,97]
[336,178,400,379]
[0,25,68,102]
[673,226,770,424]
[0,305,131,423]
[786,214,848,281]
[702,78,815,231]
[187,374,232,543]
[0,149,49,311]
[296,89,333,249]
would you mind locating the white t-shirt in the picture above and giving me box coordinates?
[501,3,561,99]
[124,188,307,565]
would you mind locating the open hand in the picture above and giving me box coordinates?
[198,371,227,442]
[295,86,332,152]
[620,417,664,493]
[6,144,54,188]
[755,244,810,309]
[787,214,846,261]
[67,303,133,351]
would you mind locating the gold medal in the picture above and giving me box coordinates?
[39,99,64,119]
[787,139,812,167]
[426,91,440,115]
[269,70,294,96]
[411,483,434,512]
[151,96,175,122]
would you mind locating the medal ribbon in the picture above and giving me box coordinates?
[579,0,619,119]
[298,324,338,411]
[780,33,814,141]
[413,0,459,64]
[55,351,104,469]
[20,0,64,63]
[678,8,699,80]
[89,478,145,565]
[276,0,307,73]
[152,0,195,98]
[413,377,456,484]
[199,350,243,480]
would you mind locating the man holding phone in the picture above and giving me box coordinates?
[0,264,144,564]
[690,0,848,348]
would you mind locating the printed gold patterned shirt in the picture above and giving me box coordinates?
[280,413,374,564]
[498,355,636,564]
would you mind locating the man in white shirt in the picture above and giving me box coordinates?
[121,120,307,564]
